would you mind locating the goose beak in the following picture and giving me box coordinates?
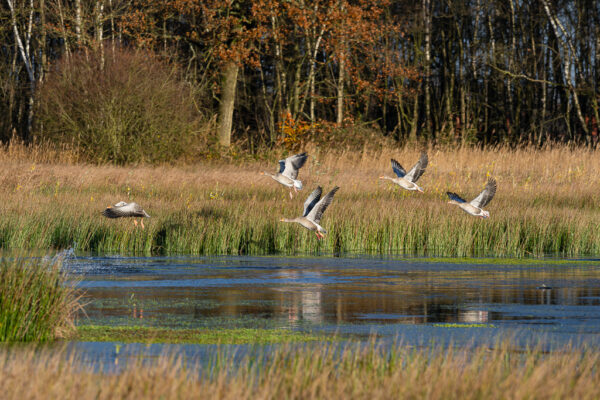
[379,176,385,179]
[259,172,264,175]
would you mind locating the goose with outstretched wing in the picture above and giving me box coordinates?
[379,152,428,192]
[261,152,309,199]
[102,201,151,229]
[280,186,339,239]
[446,178,497,218]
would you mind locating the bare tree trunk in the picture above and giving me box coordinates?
[336,1,346,125]
[507,0,516,132]
[471,0,479,80]
[258,61,276,143]
[271,14,288,116]
[291,40,302,118]
[96,0,105,68]
[301,26,324,124]
[409,90,419,142]
[538,47,548,146]
[7,0,36,139]
[541,0,588,137]
[39,0,46,83]
[109,0,115,54]
[56,0,71,61]
[422,0,432,138]
[75,0,82,45]
[217,62,239,147]
[336,48,345,125]
[162,17,167,54]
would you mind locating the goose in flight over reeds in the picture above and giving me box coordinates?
[102,201,151,229]
[379,152,428,192]
[261,152,308,198]
[447,178,497,218]
[280,186,339,240]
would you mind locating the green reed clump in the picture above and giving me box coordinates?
[0,257,82,342]
[0,201,599,257]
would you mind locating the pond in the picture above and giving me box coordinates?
[62,254,600,366]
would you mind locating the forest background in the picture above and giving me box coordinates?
[1,0,599,164]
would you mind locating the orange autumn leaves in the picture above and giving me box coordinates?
[120,0,418,104]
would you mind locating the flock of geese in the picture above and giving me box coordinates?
[102,152,497,239]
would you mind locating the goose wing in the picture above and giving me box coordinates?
[390,159,406,178]
[303,186,322,217]
[102,202,148,218]
[470,178,497,208]
[282,152,308,180]
[404,152,428,183]
[102,202,136,218]
[307,186,339,224]
[446,192,467,203]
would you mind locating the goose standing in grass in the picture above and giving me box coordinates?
[379,152,428,193]
[446,178,497,218]
[280,186,339,240]
[261,152,308,199]
[102,201,151,229]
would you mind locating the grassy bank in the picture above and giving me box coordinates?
[1,342,598,399]
[1,146,599,256]
[0,257,81,342]
[76,325,326,344]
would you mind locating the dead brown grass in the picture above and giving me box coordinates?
[1,343,598,399]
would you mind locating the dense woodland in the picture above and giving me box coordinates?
[1,0,599,161]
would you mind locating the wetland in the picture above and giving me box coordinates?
[65,253,600,365]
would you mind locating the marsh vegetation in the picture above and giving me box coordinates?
[0,257,81,342]
[1,342,598,399]
[0,145,599,257]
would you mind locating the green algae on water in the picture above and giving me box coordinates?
[76,325,329,344]
[432,323,496,328]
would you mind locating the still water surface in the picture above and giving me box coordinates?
[64,254,600,364]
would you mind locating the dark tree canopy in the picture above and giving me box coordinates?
[1,0,599,158]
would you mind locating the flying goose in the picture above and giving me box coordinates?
[102,201,151,228]
[379,152,428,192]
[280,186,339,239]
[261,152,308,198]
[447,178,497,218]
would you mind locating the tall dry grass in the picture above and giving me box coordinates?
[0,342,598,399]
[0,145,598,256]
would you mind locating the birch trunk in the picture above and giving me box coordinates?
[75,0,82,45]
[7,0,36,139]
[96,1,104,69]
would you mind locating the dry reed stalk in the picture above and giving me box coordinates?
[0,343,598,399]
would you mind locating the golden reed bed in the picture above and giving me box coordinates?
[0,144,597,256]
[1,342,598,400]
